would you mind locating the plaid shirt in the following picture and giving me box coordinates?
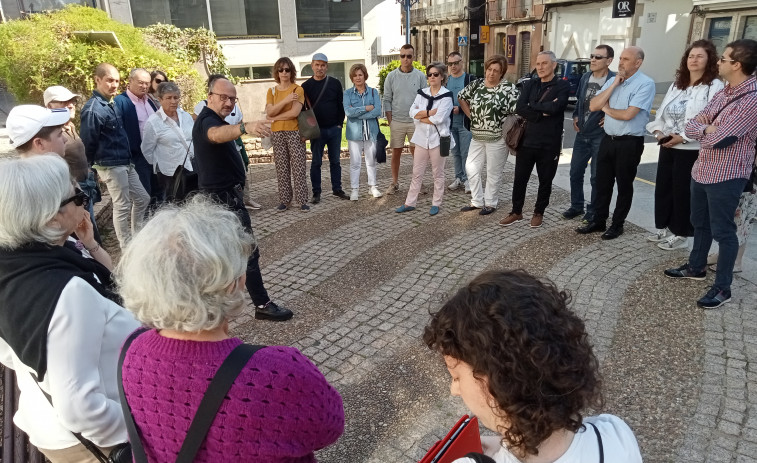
[686,76,757,184]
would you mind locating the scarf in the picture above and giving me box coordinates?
[416,88,454,129]
[0,241,119,381]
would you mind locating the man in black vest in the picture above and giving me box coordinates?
[302,53,347,203]
[192,77,293,321]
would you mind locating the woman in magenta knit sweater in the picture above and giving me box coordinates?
[115,197,344,462]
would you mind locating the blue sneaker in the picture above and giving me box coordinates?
[664,263,706,280]
[429,206,440,216]
[697,286,731,309]
[395,204,415,213]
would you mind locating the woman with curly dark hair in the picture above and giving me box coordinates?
[646,40,723,251]
[423,269,642,462]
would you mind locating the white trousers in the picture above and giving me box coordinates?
[348,140,378,189]
[465,138,509,208]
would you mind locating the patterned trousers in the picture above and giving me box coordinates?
[272,130,309,205]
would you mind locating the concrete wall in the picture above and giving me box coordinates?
[546,0,693,91]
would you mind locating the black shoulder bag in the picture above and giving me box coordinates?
[118,328,265,463]
[373,87,388,163]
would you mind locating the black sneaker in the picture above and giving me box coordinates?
[562,207,584,219]
[300,204,310,212]
[276,203,288,212]
[479,206,496,216]
[255,301,293,321]
[576,221,606,234]
[664,263,706,280]
[601,224,624,240]
[697,286,731,309]
[460,205,481,212]
[333,190,349,200]
[311,193,321,204]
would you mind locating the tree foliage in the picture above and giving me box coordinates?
[0,5,217,110]
[377,60,426,95]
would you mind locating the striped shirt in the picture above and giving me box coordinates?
[686,76,757,184]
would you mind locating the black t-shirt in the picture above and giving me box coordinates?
[192,106,245,191]
[301,76,345,128]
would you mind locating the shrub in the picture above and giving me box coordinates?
[377,60,426,95]
[0,5,214,111]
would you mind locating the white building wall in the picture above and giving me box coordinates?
[547,0,693,91]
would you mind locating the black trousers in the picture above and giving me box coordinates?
[511,146,560,214]
[206,186,271,307]
[593,135,644,226]
[654,146,698,236]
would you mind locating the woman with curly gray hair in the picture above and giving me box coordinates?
[116,197,344,461]
[423,269,642,463]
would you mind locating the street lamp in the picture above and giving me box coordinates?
[397,0,420,44]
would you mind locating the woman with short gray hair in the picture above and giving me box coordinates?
[0,154,138,463]
[141,81,196,201]
[116,196,345,461]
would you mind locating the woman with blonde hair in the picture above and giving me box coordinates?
[266,57,310,212]
[117,197,345,461]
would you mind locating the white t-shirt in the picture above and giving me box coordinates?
[454,414,642,463]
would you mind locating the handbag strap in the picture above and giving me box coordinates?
[588,422,604,463]
[312,76,330,109]
[118,329,265,463]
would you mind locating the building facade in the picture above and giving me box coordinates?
[486,0,546,83]
[688,0,757,53]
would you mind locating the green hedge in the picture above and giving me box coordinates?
[0,5,226,111]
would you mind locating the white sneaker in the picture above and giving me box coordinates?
[646,228,670,242]
[464,180,471,193]
[448,178,462,190]
[657,235,688,250]
[350,189,359,201]
[369,186,383,198]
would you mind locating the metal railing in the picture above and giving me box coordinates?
[488,0,539,22]
[410,0,466,25]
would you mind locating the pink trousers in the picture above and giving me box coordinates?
[404,145,446,207]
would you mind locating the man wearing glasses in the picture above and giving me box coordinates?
[563,45,615,223]
[445,51,476,193]
[383,44,428,195]
[664,39,757,309]
[192,76,294,322]
[81,63,150,250]
[576,46,655,240]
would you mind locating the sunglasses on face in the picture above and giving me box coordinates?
[278,68,292,73]
[447,60,461,66]
[719,57,736,63]
[60,188,89,209]
[154,78,165,84]
[427,72,441,77]
[589,54,607,60]
[400,54,413,59]
[209,92,238,104]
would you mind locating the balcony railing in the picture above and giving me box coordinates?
[410,0,467,25]
[488,0,540,22]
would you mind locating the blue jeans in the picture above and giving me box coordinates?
[689,177,748,291]
[450,115,472,182]
[310,125,343,194]
[569,132,603,215]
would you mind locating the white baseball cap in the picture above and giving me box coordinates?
[7,105,70,147]
[43,86,80,106]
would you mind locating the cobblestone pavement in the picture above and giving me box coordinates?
[216,155,757,463]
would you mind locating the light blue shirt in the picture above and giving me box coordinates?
[597,70,655,136]
[446,73,468,123]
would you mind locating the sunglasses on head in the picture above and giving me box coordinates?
[60,187,89,209]
[400,54,413,59]
[427,72,441,77]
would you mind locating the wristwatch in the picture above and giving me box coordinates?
[239,122,247,135]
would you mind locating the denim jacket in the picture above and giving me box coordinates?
[80,91,132,167]
[344,85,382,141]
[572,70,616,138]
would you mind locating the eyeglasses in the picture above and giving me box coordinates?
[719,57,736,63]
[400,54,413,59]
[447,60,462,66]
[427,72,441,77]
[278,68,292,73]
[589,54,608,60]
[60,187,89,209]
[209,92,238,104]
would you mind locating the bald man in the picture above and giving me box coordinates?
[576,46,655,240]
[81,63,149,249]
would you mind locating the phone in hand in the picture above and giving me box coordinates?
[657,135,673,145]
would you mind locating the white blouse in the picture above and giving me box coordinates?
[141,107,195,176]
[409,86,456,150]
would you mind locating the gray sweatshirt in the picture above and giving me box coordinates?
[383,67,428,123]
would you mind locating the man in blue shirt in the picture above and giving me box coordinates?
[563,45,615,223]
[445,51,476,193]
[576,46,655,240]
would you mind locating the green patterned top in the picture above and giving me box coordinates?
[457,80,519,142]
